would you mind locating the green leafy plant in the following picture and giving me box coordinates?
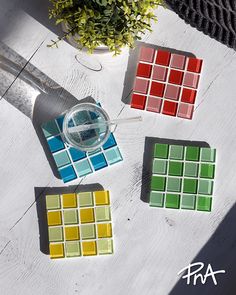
[48,0,163,54]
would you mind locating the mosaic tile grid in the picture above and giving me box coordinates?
[46,191,113,259]
[149,143,216,212]
[130,47,203,120]
[42,114,123,183]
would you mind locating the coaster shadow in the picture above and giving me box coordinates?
[121,41,196,105]
[35,183,104,255]
[140,137,210,203]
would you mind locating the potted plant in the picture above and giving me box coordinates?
[48,0,163,54]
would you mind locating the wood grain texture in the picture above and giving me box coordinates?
[0,3,236,295]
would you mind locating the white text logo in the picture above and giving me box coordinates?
[177,262,225,285]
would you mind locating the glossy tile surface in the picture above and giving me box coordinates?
[149,143,216,212]
[131,47,203,120]
[46,191,113,259]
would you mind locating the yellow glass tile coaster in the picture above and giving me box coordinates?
[45,190,113,259]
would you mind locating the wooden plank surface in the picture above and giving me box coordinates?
[0,3,236,295]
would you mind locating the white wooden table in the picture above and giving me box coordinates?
[1,2,236,295]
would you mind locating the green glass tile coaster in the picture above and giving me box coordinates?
[149,142,216,212]
[168,161,183,176]
[152,159,167,174]
[200,148,216,162]
[167,177,182,192]
[151,176,166,191]
[184,162,199,177]
[197,196,212,211]
[165,194,180,209]
[181,195,196,210]
[200,164,215,179]
[169,145,184,160]
[154,144,169,159]
[149,192,164,207]
[185,146,200,161]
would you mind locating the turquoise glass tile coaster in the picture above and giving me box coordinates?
[42,112,123,183]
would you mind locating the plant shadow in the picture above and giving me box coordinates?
[122,41,196,105]
[140,137,210,203]
[169,202,236,295]
[35,183,104,255]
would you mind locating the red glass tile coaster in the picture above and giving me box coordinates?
[130,46,203,120]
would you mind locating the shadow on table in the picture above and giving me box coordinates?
[140,137,209,203]
[35,183,103,255]
[121,41,196,105]
[169,202,236,295]
[0,42,96,179]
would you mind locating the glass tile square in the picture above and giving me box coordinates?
[104,147,123,165]
[81,224,96,240]
[74,159,92,177]
[165,194,180,209]
[65,241,81,257]
[62,193,77,208]
[80,208,95,223]
[167,177,182,192]
[181,195,196,210]
[78,192,93,207]
[97,239,113,255]
[169,145,184,160]
[97,223,112,238]
[90,153,108,171]
[63,210,78,225]
[95,207,111,222]
[151,176,166,191]
[65,226,80,241]
[197,196,212,212]
[152,159,167,175]
[46,195,61,210]
[154,143,169,159]
[149,192,164,207]
[48,227,63,242]
[184,162,199,177]
[168,161,183,176]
